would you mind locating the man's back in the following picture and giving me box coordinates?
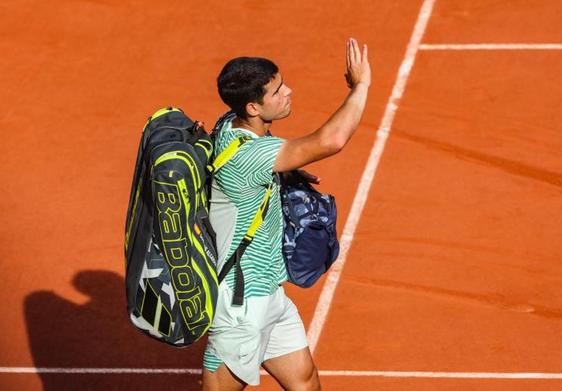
[210,117,287,297]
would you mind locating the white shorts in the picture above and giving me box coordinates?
[203,283,308,385]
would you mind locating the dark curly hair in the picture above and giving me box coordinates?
[217,57,279,119]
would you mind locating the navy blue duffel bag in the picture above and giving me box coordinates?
[281,181,340,288]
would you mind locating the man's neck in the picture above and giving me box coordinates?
[232,116,271,137]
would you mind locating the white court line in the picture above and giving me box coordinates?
[0,367,201,374]
[306,0,437,355]
[420,43,562,50]
[2,368,562,379]
[322,371,562,379]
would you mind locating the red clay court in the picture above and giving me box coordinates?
[1,0,561,390]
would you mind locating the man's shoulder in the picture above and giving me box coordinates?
[215,122,283,160]
[215,121,254,151]
[213,119,284,188]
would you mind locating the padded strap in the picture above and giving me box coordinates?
[207,136,253,173]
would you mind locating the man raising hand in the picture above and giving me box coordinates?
[203,38,370,390]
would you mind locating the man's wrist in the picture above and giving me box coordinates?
[353,81,370,90]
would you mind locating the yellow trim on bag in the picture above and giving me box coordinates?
[195,139,213,160]
[177,151,201,190]
[146,107,181,127]
[153,151,201,191]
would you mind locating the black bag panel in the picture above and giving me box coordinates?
[125,111,193,259]
[125,201,151,305]
[143,127,186,156]
[125,108,219,347]
[124,133,148,258]
[143,109,194,143]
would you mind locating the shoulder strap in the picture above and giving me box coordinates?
[207,136,253,174]
[217,181,274,306]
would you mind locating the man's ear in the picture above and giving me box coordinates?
[245,101,260,118]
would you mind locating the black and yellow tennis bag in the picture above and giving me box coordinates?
[124,108,272,347]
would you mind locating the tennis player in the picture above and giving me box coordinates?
[203,38,370,390]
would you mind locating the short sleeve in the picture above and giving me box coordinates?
[234,136,284,187]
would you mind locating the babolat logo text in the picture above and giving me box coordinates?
[155,180,209,334]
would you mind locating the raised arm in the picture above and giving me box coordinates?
[273,38,371,173]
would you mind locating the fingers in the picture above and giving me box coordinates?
[362,43,368,63]
[349,38,357,64]
[348,38,365,65]
[346,39,351,70]
[345,39,353,88]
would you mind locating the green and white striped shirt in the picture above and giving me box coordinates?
[209,118,287,297]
